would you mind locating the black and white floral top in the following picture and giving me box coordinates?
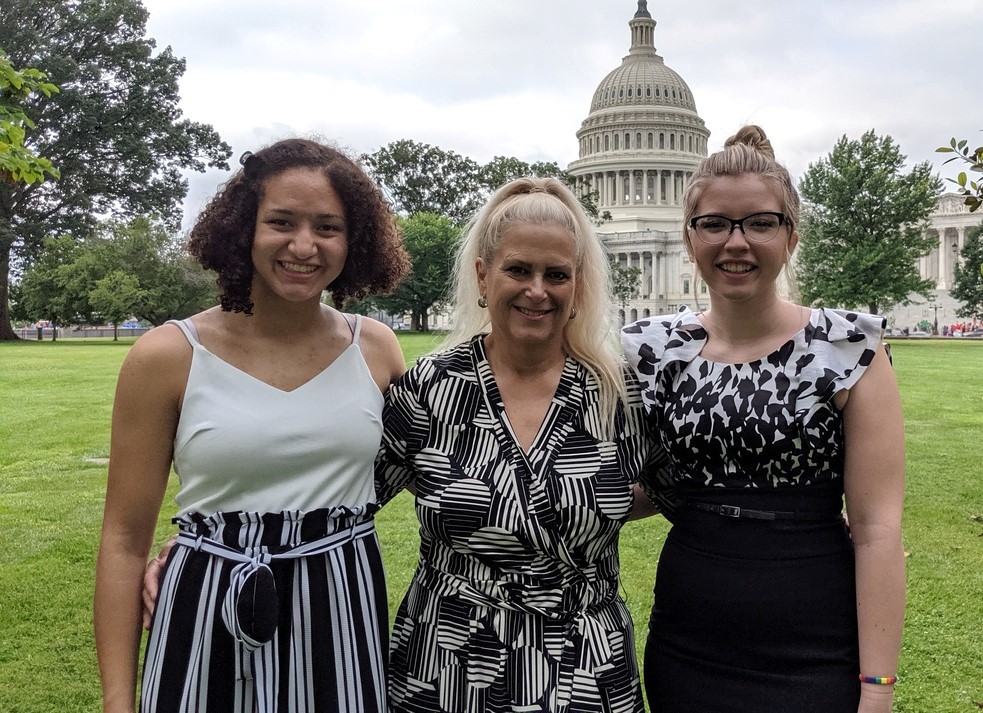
[621,307,885,505]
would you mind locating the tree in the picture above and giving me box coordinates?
[96,217,216,325]
[796,130,942,315]
[0,0,231,340]
[368,212,459,331]
[937,134,982,212]
[951,223,983,320]
[0,48,59,185]
[16,217,216,332]
[361,140,483,223]
[609,257,641,318]
[16,235,89,338]
[90,270,145,340]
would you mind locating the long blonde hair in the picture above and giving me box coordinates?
[442,177,626,433]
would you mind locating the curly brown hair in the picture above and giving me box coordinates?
[188,138,410,312]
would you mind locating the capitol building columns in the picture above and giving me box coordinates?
[568,3,977,329]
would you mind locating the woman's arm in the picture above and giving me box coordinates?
[94,327,187,713]
[841,345,906,713]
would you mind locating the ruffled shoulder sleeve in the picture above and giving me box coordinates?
[621,306,707,411]
[800,308,886,398]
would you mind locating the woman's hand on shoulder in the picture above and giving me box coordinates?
[357,317,407,392]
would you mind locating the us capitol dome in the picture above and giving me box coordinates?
[568,1,710,321]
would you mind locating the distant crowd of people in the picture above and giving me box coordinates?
[942,321,982,337]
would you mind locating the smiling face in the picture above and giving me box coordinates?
[687,173,797,307]
[250,168,348,306]
[476,221,578,353]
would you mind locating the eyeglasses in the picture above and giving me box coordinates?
[688,212,787,244]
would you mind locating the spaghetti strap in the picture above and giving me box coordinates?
[352,314,363,345]
[166,318,199,346]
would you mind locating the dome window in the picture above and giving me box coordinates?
[646,86,651,97]
[647,132,654,149]
[628,87,633,97]
[614,134,620,150]
[670,134,676,150]
[636,132,642,149]
[688,135,694,152]
[619,88,624,98]
[656,87,661,97]
[659,133,665,149]
[604,135,610,151]
[672,89,677,99]
[625,132,631,148]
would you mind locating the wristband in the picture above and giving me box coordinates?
[858,674,897,685]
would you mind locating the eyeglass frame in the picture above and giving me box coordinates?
[687,211,789,244]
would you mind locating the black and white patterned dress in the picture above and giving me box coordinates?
[622,306,886,713]
[377,336,654,713]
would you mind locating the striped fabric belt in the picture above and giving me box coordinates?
[174,519,376,653]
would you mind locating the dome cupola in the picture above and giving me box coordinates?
[567,1,710,229]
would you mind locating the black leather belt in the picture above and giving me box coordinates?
[683,501,840,522]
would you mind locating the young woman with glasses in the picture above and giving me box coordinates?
[622,125,905,713]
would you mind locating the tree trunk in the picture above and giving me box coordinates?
[869,303,879,316]
[0,240,20,341]
[113,323,119,341]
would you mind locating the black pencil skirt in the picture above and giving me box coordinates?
[644,482,860,713]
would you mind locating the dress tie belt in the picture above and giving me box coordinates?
[174,519,376,683]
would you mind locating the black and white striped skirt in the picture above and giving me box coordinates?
[141,506,389,713]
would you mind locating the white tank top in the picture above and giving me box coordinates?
[168,315,384,517]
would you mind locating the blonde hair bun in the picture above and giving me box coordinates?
[724,125,775,160]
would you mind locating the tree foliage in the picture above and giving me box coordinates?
[609,258,641,314]
[367,212,459,331]
[951,223,983,320]
[362,140,608,226]
[796,130,942,315]
[90,270,146,340]
[937,134,983,212]
[16,217,216,334]
[0,48,59,185]
[361,140,483,224]
[0,0,231,339]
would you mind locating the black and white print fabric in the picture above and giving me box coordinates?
[376,336,654,713]
[621,307,885,506]
[142,507,389,713]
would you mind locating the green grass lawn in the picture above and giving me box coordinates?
[0,335,980,711]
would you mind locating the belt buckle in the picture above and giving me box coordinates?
[718,504,741,518]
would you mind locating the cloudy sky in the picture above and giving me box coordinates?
[140,0,983,229]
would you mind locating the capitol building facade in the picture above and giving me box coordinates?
[574,1,980,329]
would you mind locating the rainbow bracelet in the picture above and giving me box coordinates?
[859,674,898,685]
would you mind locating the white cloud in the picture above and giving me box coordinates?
[141,0,983,229]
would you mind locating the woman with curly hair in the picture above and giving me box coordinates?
[95,138,410,713]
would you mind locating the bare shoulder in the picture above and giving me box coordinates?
[117,322,193,396]
[353,316,406,385]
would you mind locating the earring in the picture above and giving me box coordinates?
[478,296,487,308]
[569,308,577,320]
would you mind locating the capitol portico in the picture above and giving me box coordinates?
[572,2,981,328]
